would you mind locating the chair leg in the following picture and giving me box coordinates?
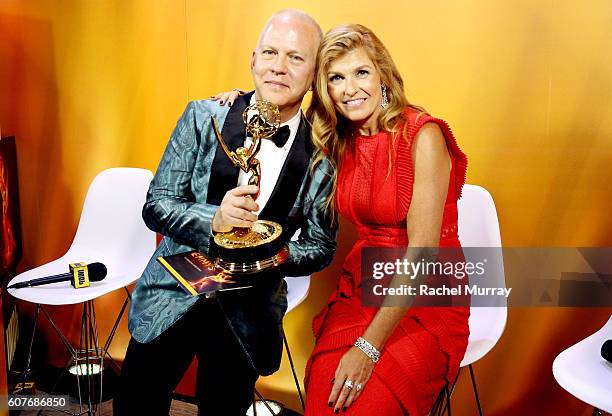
[86,300,103,414]
[253,388,276,415]
[430,382,452,416]
[468,364,484,416]
[437,366,467,416]
[444,384,452,416]
[430,393,441,415]
[431,367,462,416]
[102,294,130,373]
[40,306,77,356]
[102,296,128,353]
[448,367,461,396]
[42,301,104,416]
[43,355,73,397]
[17,304,41,393]
[282,328,306,411]
[430,392,441,415]
[21,301,112,416]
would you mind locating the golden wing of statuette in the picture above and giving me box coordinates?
[211,116,242,167]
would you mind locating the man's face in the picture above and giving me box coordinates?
[251,18,318,119]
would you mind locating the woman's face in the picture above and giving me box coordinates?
[326,48,382,134]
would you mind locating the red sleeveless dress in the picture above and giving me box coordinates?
[304,108,470,415]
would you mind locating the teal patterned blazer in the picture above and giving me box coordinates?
[128,92,337,375]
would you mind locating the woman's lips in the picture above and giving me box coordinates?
[344,98,366,108]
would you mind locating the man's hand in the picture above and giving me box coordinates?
[212,185,259,233]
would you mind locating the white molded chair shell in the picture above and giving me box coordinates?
[457,184,507,367]
[285,276,310,314]
[553,316,612,413]
[284,228,310,314]
[8,168,157,305]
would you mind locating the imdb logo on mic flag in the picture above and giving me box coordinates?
[69,262,90,288]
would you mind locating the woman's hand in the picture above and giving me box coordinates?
[328,347,375,413]
[209,88,246,106]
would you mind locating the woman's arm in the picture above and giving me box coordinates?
[360,122,451,348]
[329,122,452,412]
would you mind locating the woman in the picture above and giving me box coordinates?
[214,23,469,416]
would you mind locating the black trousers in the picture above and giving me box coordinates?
[113,298,258,416]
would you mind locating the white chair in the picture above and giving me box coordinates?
[247,276,311,416]
[285,276,310,315]
[553,315,612,414]
[8,167,156,414]
[444,184,507,415]
[284,228,311,315]
[247,230,310,416]
[284,275,310,406]
[459,184,507,361]
[248,229,311,416]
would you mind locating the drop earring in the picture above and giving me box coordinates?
[381,85,389,108]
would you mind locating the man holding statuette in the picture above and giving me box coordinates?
[114,10,336,416]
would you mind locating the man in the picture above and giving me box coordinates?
[113,9,337,416]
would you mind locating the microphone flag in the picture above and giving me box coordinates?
[69,262,90,288]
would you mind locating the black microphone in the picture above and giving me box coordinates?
[603,340,612,364]
[8,262,107,289]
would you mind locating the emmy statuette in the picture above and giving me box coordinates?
[210,100,289,274]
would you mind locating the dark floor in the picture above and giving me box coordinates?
[8,361,199,415]
[12,395,198,416]
[7,369,298,415]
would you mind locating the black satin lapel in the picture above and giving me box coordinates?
[206,91,255,205]
[259,114,313,226]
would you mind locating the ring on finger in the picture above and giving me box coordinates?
[356,383,363,392]
[344,380,354,390]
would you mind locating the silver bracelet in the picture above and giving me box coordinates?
[354,337,381,363]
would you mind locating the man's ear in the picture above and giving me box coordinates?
[250,51,256,71]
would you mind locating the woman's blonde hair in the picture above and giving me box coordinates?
[306,24,425,217]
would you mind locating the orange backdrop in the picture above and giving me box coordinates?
[1,1,611,414]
